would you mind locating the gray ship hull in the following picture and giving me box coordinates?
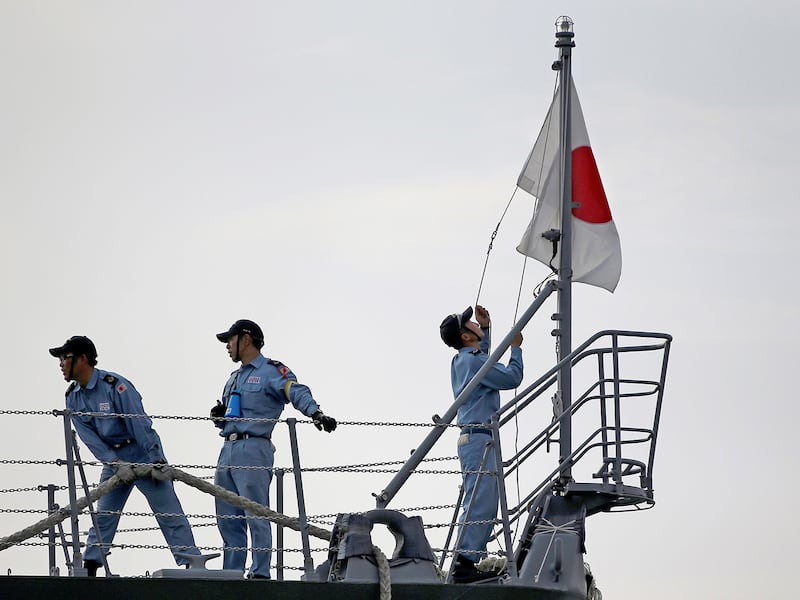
[0,576,583,600]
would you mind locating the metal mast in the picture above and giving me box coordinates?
[554,16,575,483]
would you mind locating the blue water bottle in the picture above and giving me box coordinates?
[225,390,242,418]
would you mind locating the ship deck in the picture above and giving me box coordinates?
[0,576,579,600]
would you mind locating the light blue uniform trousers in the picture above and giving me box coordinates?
[456,431,499,563]
[215,437,274,578]
[84,444,199,565]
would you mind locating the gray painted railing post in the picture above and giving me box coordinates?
[286,418,314,577]
[46,485,57,576]
[275,467,285,581]
[59,410,86,577]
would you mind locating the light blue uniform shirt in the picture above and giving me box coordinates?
[216,353,321,438]
[451,329,524,427]
[66,368,165,464]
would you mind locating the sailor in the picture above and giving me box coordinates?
[439,305,523,583]
[49,335,200,576]
[211,319,337,580]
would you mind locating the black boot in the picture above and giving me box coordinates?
[451,554,497,584]
[83,559,102,577]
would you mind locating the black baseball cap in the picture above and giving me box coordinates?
[216,319,264,344]
[439,306,473,348]
[48,336,98,360]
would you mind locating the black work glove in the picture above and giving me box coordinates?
[210,401,226,421]
[312,410,337,433]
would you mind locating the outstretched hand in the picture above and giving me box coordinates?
[151,459,171,485]
[312,411,337,433]
[113,460,136,484]
[475,305,491,328]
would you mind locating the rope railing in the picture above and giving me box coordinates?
[0,456,503,600]
[0,462,496,554]
[0,505,466,521]
[0,464,333,552]
[0,462,400,599]
[0,404,507,587]
[0,456,484,474]
[0,459,488,476]
[0,404,537,589]
[0,485,67,494]
[13,536,497,558]
[0,408,468,427]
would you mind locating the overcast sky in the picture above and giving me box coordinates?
[1,2,798,598]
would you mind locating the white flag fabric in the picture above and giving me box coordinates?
[516,77,621,292]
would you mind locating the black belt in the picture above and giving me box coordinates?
[461,427,492,436]
[225,432,269,442]
[108,439,133,449]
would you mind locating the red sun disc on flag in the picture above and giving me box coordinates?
[572,146,612,224]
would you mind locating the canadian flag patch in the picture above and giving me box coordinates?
[116,383,127,394]
[278,366,289,377]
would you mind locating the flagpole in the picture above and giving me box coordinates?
[554,16,575,484]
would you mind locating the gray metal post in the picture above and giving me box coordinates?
[554,16,575,483]
[60,410,86,576]
[71,432,111,576]
[275,468,285,581]
[490,418,518,580]
[286,418,314,577]
[611,333,624,487]
[46,485,57,576]
[439,486,465,572]
[55,520,71,567]
[375,281,557,508]
[646,337,671,490]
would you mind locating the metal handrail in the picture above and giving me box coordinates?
[432,329,671,563]
[374,281,559,509]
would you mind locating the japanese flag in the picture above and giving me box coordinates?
[516,76,621,292]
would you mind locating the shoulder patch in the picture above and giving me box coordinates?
[267,359,291,379]
[64,381,77,397]
[103,374,118,385]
